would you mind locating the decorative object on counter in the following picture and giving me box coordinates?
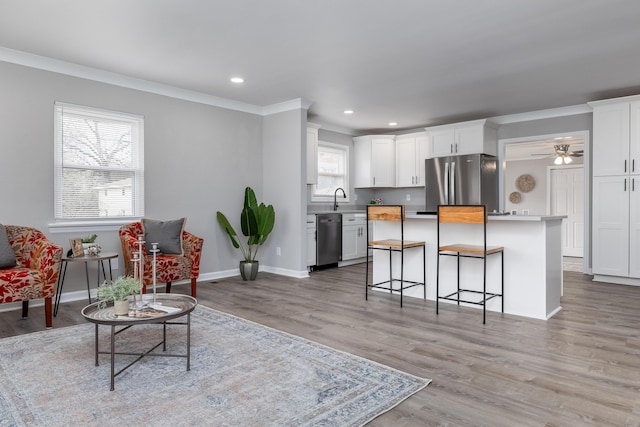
[69,238,84,257]
[81,233,98,255]
[509,191,522,204]
[96,276,142,316]
[369,198,384,205]
[217,186,275,281]
[86,243,102,256]
[516,174,536,193]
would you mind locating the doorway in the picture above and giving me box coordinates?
[498,130,591,273]
[549,165,584,258]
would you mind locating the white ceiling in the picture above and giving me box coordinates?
[1,0,640,134]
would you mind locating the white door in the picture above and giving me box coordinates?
[550,166,584,257]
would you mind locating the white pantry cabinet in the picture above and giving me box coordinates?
[395,132,428,187]
[425,119,497,158]
[306,123,321,185]
[590,95,640,283]
[353,135,396,188]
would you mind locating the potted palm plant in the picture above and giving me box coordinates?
[96,276,142,315]
[216,186,275,280]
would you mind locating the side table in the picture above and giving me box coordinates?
[54,252,118,316]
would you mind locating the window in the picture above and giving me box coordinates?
[54,102,144,220]
[312,141,349,202]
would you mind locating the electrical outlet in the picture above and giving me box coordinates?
[406,194,411,201]
[111,259,119,271]
[354,194,358,201]
[277,247,281,256]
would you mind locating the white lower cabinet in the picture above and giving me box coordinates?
[592,175,640,278]
[306,215,316,268]
[342,213,367,261]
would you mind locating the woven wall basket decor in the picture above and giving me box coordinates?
[516,174,536,193]
[509,191,522,204]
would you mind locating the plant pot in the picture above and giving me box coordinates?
[239,260,259,281]
[113,300,129,316]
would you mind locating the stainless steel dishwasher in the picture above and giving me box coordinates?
[316,213,342,268]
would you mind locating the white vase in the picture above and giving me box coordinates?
[113,300,129,316]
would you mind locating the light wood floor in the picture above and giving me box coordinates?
[2,264,640,426]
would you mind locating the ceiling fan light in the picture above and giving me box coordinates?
[564,156,572,164]
[554,156,563,165]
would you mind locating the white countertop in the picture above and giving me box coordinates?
[406,212,566,222]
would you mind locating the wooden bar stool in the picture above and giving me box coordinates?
[365,205,426,307]
[436,205,504,324]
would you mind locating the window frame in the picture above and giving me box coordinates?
[53,102,144,222]
[311,141,350,203]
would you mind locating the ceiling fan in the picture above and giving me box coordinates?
[533,144,584,165]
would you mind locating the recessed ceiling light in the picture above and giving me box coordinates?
[230,77,244,84]
[343,109,354,115]
[389,122,398,126]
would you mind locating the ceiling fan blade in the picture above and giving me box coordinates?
[568,150,584,157]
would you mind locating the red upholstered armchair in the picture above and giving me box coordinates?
[0,226,63,327]
[118,221,203,297]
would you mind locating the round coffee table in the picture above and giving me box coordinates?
[82,293,197,390]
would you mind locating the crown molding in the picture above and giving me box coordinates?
[261,98,313,115]
[490,104,592,125]
[0,47,311,116]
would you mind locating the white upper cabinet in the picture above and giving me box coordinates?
[306,123,321,185]
[425,119,497,158]
[591,100,640,177]
[395,132,428,187]
[353,135,396,188]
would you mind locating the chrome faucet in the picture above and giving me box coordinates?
[334,187,346,211]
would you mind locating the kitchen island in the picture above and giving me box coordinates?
[371,213,565,320]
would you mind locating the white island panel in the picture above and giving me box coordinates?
[371,214,564,320]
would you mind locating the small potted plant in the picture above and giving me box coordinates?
[96,276,142,316]
[216,187,275,280]
[81,234,98,255]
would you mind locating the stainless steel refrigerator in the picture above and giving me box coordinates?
[424,154,498,212]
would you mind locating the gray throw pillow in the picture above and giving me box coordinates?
[141,218,185,255]
[0,224,17,269]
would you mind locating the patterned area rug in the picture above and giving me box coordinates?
[0,306,430,426]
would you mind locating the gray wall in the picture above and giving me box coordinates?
[0,60,267,294]
[504,157,584,215]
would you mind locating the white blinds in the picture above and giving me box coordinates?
[54,102,144,219]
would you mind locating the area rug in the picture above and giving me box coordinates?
[0,306,430,426]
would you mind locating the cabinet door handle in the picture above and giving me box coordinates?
[455,143,458,153]
[450,144,453,154]
[373,177,376,186]
[625,160,627,173]
[633,178,636,192]
[624,178,627,192]
[633,159,636,173]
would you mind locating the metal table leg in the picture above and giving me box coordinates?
[84,262,91,303]
[53,261,68,317]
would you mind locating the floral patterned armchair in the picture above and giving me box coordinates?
[118,222,203,297]
[0,226,63,327]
